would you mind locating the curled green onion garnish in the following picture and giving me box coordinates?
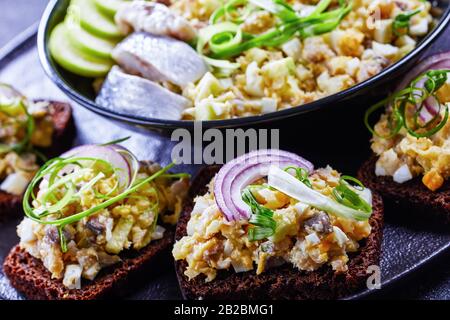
[392,9,420,36]
[332,175,372,214]
[284,166,312,188]
[199,0,351,63]
[365,69,450,139]
[210,0,253,24]
[23,157,177,252]
[197,22,242,74]
[242,187,276,241]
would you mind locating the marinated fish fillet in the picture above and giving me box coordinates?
[112,32,208,88]
[115,1,196,42]
[95,66,192,120]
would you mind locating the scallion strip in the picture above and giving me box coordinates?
[242,187,276,241]
[332,176,372,214]
[23,162,175,227]
[209,1,352,59]
[284,165,312,188]
[392,9,421,36]
[365,69,450,139]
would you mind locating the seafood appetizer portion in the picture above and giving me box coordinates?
[0,84,74,218]
[96,66,192,120]
[173,150,383,299]
[3,144,189,299]
[50,0,435,120]
[111,32,208,87]
[359,52,450,221]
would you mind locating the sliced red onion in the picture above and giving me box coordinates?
[106,144,137,182]
[419,105,435,123]
[424,95,440,116]
[230,160,304,219]
[61,145,131,189]
[411,77,439,116]
[214,149,313,221]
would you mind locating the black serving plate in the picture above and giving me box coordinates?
[38,0,450,130]
[0,28,450,299]
[0,26,449,300]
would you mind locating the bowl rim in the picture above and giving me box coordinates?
[38,0,450,129]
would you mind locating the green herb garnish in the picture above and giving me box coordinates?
[242,187,276,241]
[284,166,312,188]
[365,69,450,139]
[210,0,255,24]
[332,176,371,214]
[199,0,352,67]
[23,157,177,252]
[392,9,420,36]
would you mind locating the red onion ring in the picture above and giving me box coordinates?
[411,77,439,117]
[424,95,440,116]
[107,144,136,183]
[61,145,132,189]
[214,149,313,221]
[419,104,435,123]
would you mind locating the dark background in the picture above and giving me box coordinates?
[0,0,448,300]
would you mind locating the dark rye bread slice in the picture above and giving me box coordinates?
[358,156,450,223]
[0,101,75,221]
[3,228,174,300]
[175,166,384,300]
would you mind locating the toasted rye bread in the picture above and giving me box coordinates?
[3,228,174,300]
[0,101,75,221]
[175,166,384,300]
[358,156,450,223]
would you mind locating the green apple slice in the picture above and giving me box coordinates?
[94,0,125,17]
[70,0,122,39]
[49,23,113,78]
[65,14,118,59]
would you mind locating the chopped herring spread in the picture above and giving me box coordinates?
[370,75,450,191]
[173,166,372,282]
[18,155,189,289]
[0,86,55,195]
[170,0,433,120]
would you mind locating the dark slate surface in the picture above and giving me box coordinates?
[0,0,48,48]
[0,0,448,300]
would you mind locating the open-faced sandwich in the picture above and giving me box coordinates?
[359,53,450,222]
[3,144,189,299]
[173,149,383,299]
[0,84,74,220]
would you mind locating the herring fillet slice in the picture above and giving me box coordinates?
[112,32,208,88]
[95,66,192,120]
[115,1,197,41]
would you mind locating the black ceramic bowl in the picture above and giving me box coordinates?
[38,0,450,130]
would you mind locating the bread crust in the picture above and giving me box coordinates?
[175,166,384,300]
[3,229,174,300]
[0,101,75,221]
[358,156,449,223]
